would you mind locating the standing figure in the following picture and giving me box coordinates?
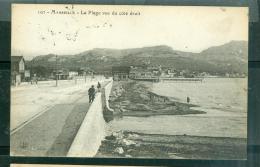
[97,82,101,92]
[88,85,96,103]
[187,96,190,104]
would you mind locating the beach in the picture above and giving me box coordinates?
[96,78,247,159]
[96,131,246,159]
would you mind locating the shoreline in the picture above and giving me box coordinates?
[108,81,206,117]
[96,80,247,159]
[96,131,246,159]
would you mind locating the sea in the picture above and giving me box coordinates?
[107,78,247,138]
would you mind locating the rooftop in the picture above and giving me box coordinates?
[112,66,130,73]
[11,56,24,63]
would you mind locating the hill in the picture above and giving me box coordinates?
[27,41,248,75]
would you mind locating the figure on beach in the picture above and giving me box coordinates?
[97,82,101,92]
[88,85,96,103]
[187,96,190,104]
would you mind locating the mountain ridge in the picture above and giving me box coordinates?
[24,40,248,75]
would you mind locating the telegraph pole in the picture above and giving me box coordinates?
[84,72,86,83]
[84,57,87,83]
[30,59,33,84]
[55,55,58,87]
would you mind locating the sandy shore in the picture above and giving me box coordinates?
[96,80,246,159]
[96,131,246,159]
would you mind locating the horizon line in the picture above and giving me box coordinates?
[12,39,248,60]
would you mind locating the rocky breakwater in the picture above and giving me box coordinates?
[107,81,205,117]
[95,81,246,159]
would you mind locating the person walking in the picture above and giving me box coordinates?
[88,85,96,103]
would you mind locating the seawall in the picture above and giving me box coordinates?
[104,80,114,112]
[67,80,113,157]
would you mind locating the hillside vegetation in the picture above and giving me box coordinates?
[25,40,248,75]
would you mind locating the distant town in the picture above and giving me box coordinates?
[11,54,247,86]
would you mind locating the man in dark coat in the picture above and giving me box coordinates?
[88,85,95,103]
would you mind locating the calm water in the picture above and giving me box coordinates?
[107,78,247,138]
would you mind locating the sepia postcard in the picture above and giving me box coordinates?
[11,4,248,159]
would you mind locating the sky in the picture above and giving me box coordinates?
[12,4,248,60]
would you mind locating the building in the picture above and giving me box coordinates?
[11,56,25,85]
[112,66,130,81]
[52,69,69,80]
[68,71,78,79]
[129,68,153,79]
[129,65,162,79]
[78,67,93,76]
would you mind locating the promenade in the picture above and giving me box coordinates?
[11,77,110,156]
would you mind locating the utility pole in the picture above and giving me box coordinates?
[84,57,87,83]
[30,59,33,84]
[55,55,58,87]
[84,72,86,83]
